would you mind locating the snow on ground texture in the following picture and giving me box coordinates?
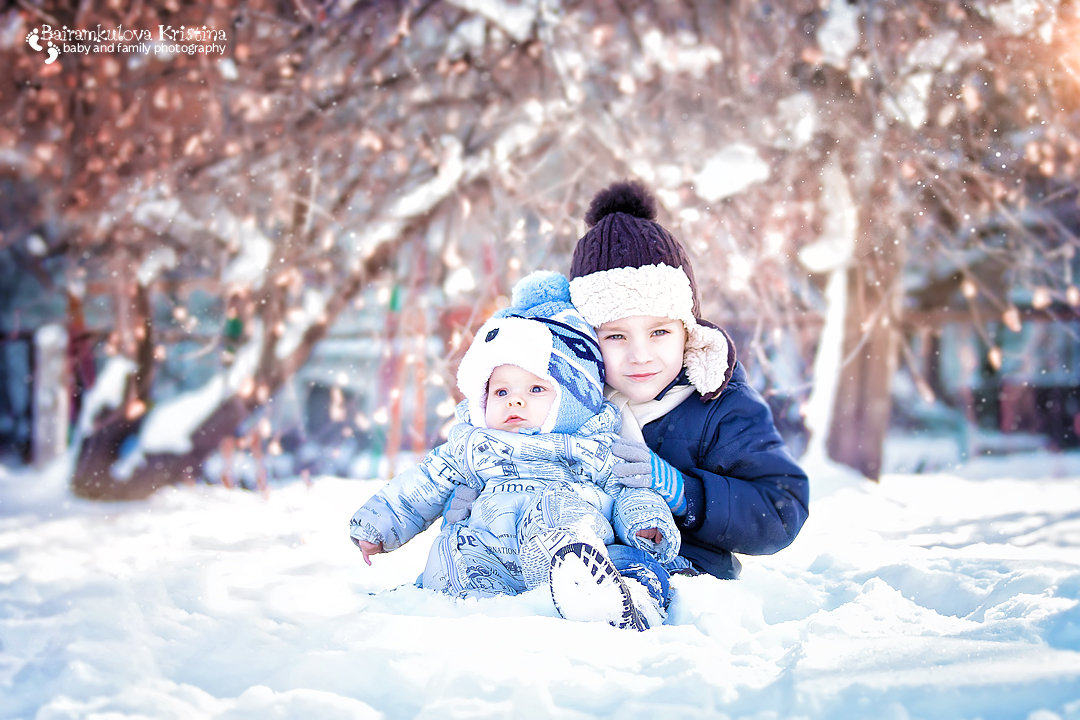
[1,451,1079,720]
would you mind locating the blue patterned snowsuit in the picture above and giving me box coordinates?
[350,402,680,598]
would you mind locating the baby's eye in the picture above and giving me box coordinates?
[492,388,507,397]
[530,385,548,394]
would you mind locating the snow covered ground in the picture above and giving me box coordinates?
[2,448,1079,720]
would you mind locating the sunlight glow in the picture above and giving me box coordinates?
[726,254,753,294]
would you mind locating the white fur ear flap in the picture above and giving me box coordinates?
[684,323,735,396]
[456,316,555,427]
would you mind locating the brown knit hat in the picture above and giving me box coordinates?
[568,181,736,398]
[569,181,701,317]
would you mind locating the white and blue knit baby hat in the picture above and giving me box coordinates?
[456,271,606,434]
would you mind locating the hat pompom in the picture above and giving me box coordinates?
[510,270,571,309]
[584,181,657,226]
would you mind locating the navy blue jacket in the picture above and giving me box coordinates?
[642,361,809,579]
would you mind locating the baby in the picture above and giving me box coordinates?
[349,272,679,628]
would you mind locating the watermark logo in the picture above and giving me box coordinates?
[26,28,61,65]
[24,23,228,67]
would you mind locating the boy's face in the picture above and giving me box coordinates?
[596,315,686,403]
[485,364,556,432]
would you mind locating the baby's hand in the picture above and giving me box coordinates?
[635,527,664,544]
[357,540,384,565]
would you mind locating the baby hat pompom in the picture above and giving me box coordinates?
[509,270,571,310]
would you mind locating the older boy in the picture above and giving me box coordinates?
[556,180,810,624]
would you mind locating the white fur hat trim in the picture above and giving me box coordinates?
[570,264,733,396]
[569,264,696,330]
[455,315,562,432]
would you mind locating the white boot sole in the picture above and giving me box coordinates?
[549,542,648,630]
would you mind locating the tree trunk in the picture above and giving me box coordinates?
[826,180,904,480]
[72,277,158,499]
[69,219,420,500]
[71,396,252,500]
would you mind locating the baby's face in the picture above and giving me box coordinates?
[484,364,555,432]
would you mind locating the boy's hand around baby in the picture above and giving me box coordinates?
[357,540,384,565]
[611,438,687,516]
[445,485,479,524]
[610,437,653,482]
[609,438,654,491]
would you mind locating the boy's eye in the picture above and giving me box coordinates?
[652,328,670,337]
[602,333,624,341]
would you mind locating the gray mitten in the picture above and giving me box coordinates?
[610,437,654,489]
[444,485,479,524]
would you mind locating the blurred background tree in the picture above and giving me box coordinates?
[1,0,1077,497]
